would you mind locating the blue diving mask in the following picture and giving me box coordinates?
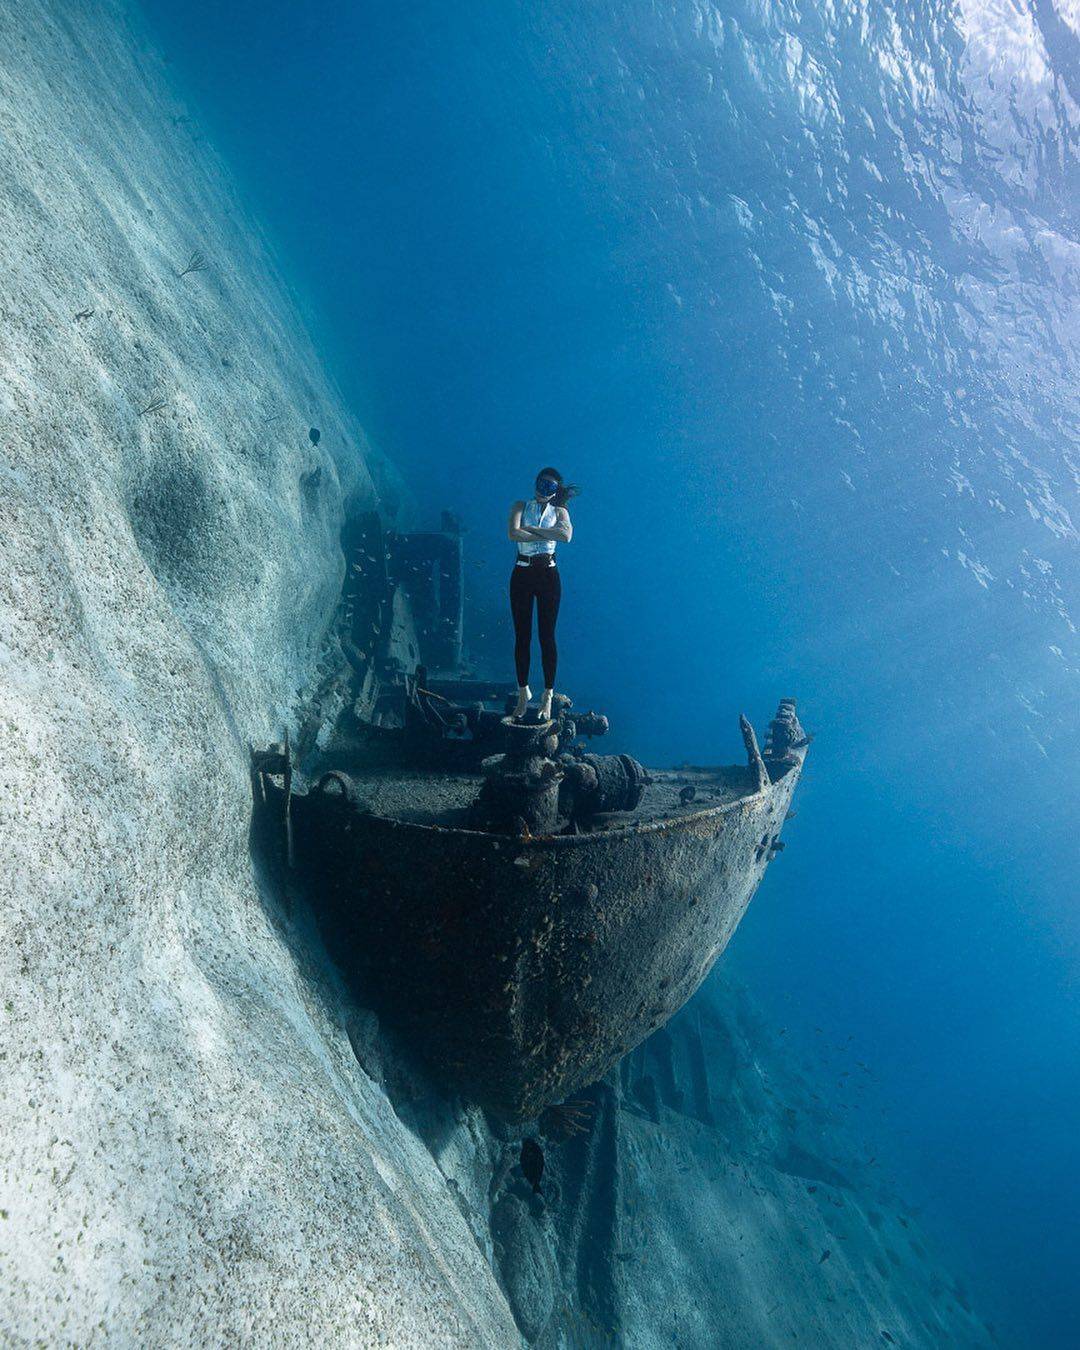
[536,476,560,499]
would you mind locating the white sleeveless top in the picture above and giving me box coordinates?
[518,498,557,557]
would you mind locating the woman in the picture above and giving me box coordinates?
[507,467,577,721]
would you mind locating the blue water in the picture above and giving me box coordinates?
[144,1,1079,1341]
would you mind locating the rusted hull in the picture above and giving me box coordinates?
[289,753,804,1120]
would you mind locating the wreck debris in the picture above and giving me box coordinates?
[249,729,292,869]
[388,513,465,672]
[540,1099,594,1139]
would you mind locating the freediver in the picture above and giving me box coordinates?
[507,467,578,721]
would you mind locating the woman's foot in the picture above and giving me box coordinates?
[537,688,554,722]
[512,685,531,719]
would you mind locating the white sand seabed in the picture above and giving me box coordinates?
[0,0,517,1343]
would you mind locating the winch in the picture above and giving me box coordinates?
[558,752,650,823]
[466,716,649,836]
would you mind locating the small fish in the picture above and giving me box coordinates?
[520,1138,544,1195]
[819,1249,832,1264]
[309,426,321,446]
[880,1333,895,1345]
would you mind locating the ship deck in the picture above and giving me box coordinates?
[305,764,758,831]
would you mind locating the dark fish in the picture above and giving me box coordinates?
[819,1249,832,1264]
[679,785,696,804]
[309,426,321,445]
[520,1138,544,1195]
[880,1333,895,1345]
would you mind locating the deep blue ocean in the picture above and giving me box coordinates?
[142,1,1079,1342]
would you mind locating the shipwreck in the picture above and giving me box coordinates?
[252,513,809,1120]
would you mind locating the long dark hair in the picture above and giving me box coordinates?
[536,466,580,510]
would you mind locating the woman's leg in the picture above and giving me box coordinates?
[536,566,562,693]
[510,566,535,689]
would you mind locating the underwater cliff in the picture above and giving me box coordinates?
[1,1,999,1345]
[0,1,514,1341]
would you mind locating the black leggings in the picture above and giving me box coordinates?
[510,561,561,689]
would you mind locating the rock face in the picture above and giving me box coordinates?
[0,3,996,1346]
[0,1,516,1342]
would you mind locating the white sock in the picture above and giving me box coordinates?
[538,688,554,720]
[513,685,531,718]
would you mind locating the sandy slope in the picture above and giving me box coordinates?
[0,1,516,1342]
[610,984,997,1348]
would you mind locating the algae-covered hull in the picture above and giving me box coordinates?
[274,704,807,1120]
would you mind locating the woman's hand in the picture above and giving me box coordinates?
[508,502,572,544]
[522,508,572,544]
[508,500,534,542]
